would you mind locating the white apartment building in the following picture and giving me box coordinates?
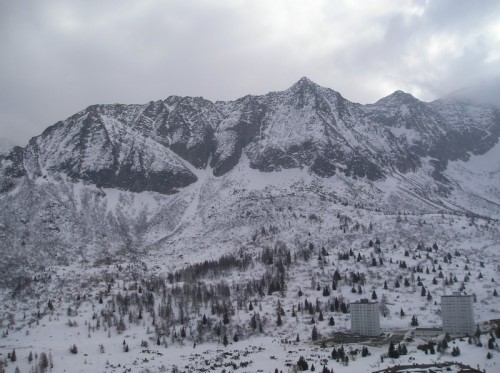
[350,299,380,336]
[441,292,475,336]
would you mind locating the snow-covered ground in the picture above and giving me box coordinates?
[1,206,499,372]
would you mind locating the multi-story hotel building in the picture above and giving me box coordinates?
[441,292,475,336]
[350,298,380,336]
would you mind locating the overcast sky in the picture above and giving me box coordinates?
[1,0,499,145]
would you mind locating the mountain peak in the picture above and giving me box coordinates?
[297,76,314,84]
[389,90,416,99]
[289,76,319,90]
[376,90,420,106]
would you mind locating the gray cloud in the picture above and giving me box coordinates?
[1,0,499,145]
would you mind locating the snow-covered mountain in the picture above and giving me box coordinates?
[0,78,499,280]
[1,79,500,373]
[2,77,499,194]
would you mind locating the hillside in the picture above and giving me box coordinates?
[0,79,499,372]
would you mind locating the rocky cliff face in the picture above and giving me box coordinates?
[0,146,26,192]
[1,77,499,194]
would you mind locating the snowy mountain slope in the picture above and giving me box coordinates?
[1,185,499,372]
[21,107,198,194]
[0,77,499,284]
[445,140,500,217]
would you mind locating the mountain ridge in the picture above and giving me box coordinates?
[0,79,498,232]
[2,78,498,192]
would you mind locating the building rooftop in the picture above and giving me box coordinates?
[351,298,378,304]
[442,292,472,297]
[372,361,482,373]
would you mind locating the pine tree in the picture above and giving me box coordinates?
[488,336,495,349]
[308,302,314,315]
[223,334,228,347]
[371,290,377,300]
[411,315,418,326]
[39,352,49,372]
[329,316,335,326]
[340,301,348,313]
[451,346,461,356]
[297,356,308,371]
[400,343,408,355]
[322,286,331,297]
[361,346,369,357]
[277,312,283,326]
[250,314,258,330]
[10,348,16,362]
[311,325,318,341]
[388,341,399,358]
